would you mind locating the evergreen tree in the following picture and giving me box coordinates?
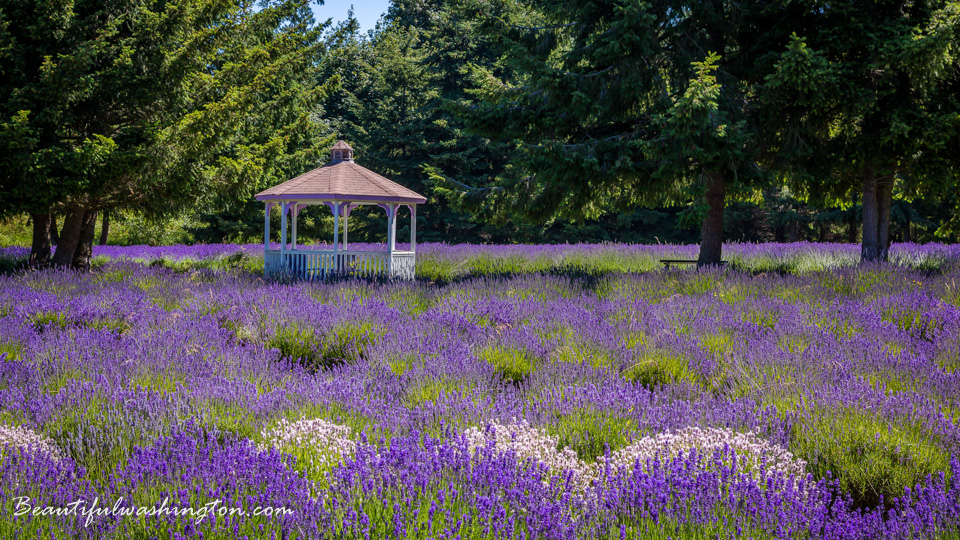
[453,0,814,264]
[0,0,338,268]
[313,1,518,244]
[760,2,960,261]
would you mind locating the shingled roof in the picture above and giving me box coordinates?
[255,141,426,204]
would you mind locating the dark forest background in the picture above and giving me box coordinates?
[1,0,958,266]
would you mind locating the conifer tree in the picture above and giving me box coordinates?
[0,0,338,267]
[315,1,517,243]
[760,2,960,261]
[455,0,811,264]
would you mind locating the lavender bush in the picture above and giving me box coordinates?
[0,242,959,538]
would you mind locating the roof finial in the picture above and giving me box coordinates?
[331,140,354,163]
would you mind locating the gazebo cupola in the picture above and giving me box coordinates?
[330,140,354,163]
[255,140,426,280]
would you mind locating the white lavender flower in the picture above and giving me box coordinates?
[464,423,807,496]
[599,426,807,485]
[464,420,596,493]
[260,418,356,466]
[0,424,63,461]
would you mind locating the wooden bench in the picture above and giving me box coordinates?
[659,259,728,269]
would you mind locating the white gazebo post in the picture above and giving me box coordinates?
[410,204,416,252]
[332,201,341,272]
[390,204,397,251]
[264,202,273,251]
[343,205,350,250]
[386,204,396,276]
[291,204,299,249]
[279,202,289,269]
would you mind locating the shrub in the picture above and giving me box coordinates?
[791,408,951,509]
[477,346,536,384]
[268,321,381,372]
[623,348,694,389]
[546,408,637,463]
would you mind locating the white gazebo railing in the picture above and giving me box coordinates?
[264,249,415,280]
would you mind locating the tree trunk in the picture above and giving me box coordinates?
[52,206,86,267]
[99,210,110,246]
[847,193,858,243]
[49,214,59,245]
[697,170,725,266]
[72,210,98,270]
[876,175,893,260]
[29,212,52,268]
[861,168,881,261]
[862,169,894,262]
[904,211,912,243]
[789,218,800,243]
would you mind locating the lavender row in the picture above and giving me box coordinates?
[0,248,958,537]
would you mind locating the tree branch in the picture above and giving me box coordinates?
[509,22,578,31]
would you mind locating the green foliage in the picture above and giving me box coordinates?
[28,311,69,332]
[268,322,382,372]
[0,0,341,268]
[881,308,944,342]
[305,2,520,245]
[0,215,31,247]
[792,408,952,509]
[623,349,695,389]
[476,345,536,384]
[546,408,636,463]
[553,342,616,370]
[0,341,22,362]
[760,2,960,260]
[404,378,471,408]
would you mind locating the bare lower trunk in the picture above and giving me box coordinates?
[847,193,858,243]
[876,176,893,260]
[861,169,893,262]
[861,169,880,261]
[904,212,912,243]
[29,212,52,267]
[52,207,85,267]
[49,214,59,245]
[789,219,800,242]
[697,170,725,266]
[72,210,98,270]
[99,210,110,246]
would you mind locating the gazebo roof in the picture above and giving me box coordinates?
[255,141,426,204]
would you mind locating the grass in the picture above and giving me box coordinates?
[129,371,184,395]
[545,407,637,462]
[386,287,435,316]
[791,407,952,509]
[882,307,943,342]
[475,345,537,385]
[553,341,617,369]
[405,378,471,407]
[29,311,70,332]
[268,321,382,372]
[0,341,23,361]
[622,348,695,389]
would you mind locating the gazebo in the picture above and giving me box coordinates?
[255,141,426,280]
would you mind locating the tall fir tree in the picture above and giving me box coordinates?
[313,1,518,244]
[0,0,338,267]
[453,0,819,264]
[760,1,960,261]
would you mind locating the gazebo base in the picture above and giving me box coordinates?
[264,249,415,280]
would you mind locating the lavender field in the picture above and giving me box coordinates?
[1,242,960,539]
